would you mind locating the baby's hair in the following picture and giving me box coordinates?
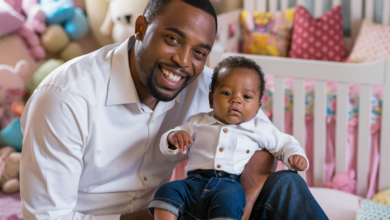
[210,56,266,101]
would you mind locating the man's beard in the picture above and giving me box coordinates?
[138,47,189,102]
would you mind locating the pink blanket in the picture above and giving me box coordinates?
[0,192,22,220]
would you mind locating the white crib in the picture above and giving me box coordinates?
[209,0,390,198]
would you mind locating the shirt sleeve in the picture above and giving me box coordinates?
[261,121,309,171]
[159,115,196,157]
[20,86,120,220]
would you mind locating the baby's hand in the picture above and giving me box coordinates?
[167,131,194,154]
[288,155,308,171]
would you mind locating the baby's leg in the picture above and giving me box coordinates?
[149,180,189,220]
[206,179,246,219]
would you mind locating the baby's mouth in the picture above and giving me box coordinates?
[228,108,241,115]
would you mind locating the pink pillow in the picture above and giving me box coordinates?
[289,5,345,62]
[346,20,390,63]
[0,1,24,37]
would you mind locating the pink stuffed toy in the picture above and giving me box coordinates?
[1,0,46,60]
[22,0,47,34]
[326,173,357,194]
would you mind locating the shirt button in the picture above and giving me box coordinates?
[217,164,221,168]
[219,147,224,152]
[223,128,228,133]
[246,150,250,154]
[141,108,145,112]
[143,177,147,181]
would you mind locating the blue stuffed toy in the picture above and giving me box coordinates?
[40,0,89,40]
[0,118,23,152]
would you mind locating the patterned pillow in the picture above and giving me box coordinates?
[346,20,390,63]
[356,199,390,219]
[240,8,295,57]
[289,5,345,61]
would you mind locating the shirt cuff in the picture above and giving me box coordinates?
[160,129,180,156]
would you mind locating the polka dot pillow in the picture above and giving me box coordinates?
[289,5,345,61]
[346,20,390,63]
[356,199,390,219]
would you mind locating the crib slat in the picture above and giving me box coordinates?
[332,0,341,7]
[281,0,289,10]
[293,78,306,181]
[273,76,285,132]
[383,0,390,25]
[351,0,363,45]
[335,83,349,174]
[314,81,327,187]
[315,0,323,17]
[255,0,267,11]
[269,0,278,12]
[357,85,372,197]
[244,0,255,11]
[365,0,374,21]
[379,56,390,191]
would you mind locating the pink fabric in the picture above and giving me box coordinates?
[289,5,345,61]
[0,192,22,220]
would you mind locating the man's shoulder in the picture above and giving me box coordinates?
[38,43,119,95]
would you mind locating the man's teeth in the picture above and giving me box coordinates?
[162,68,181,82]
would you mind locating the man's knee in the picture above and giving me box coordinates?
[267,170,305,188]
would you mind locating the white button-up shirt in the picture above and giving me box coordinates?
[160,111,309,176]
[20,36,273,220]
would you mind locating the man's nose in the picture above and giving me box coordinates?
[172,47,191,69]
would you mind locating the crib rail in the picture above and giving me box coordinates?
[220,53,390,197]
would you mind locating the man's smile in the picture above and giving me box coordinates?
[158,65,188,89]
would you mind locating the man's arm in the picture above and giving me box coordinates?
[21,87,120,220]
[240,150,277,220]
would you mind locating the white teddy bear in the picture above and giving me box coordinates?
[100,0,149,43]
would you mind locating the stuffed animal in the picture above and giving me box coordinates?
[100,0,148,43]
[0,0,46,60]
[326,173,356,194]
[372,189,390,206]
[0,147,21,194]
[40,0,89,40]
[0,60,29,129]
[22,0,47,34]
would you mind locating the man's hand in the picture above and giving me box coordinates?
[288,155,308,171]
[167,131,194,154]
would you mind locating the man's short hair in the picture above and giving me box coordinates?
[210,56,266,102]
[143,0,218,32]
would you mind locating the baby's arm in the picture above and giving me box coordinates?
[159,115,195,156]
[262,121,309,171]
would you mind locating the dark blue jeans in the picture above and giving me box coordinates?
[149,169,246,220]
[249,170,329,220]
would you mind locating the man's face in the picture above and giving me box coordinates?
[134,0,216,101]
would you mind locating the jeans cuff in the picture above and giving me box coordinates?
[148,200,180,217]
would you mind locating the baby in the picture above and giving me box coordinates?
[148,56,309,220]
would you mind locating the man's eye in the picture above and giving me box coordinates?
[222,92,231,96]
[244,95,252,99]
[195,51,206,57]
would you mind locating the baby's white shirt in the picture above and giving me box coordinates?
[160,111,309,176]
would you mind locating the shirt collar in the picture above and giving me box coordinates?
[197,111,257,132]
[106,36,180,106]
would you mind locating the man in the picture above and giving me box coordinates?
[20,0,328,219]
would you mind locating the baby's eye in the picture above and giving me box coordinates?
[244,95,252,99]
[222,92,231,96]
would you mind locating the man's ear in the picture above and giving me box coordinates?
[209,92,214,109]
[256,101,263,114]
[135,15,147,41]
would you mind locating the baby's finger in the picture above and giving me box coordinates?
[182,134,190,148]
[289,156,296,166]
[177,134,184,149]
[188,135,194,145]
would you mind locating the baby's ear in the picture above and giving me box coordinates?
[256,101,262,114]
[209,92,213,109]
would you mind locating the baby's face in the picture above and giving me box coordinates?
[209,67,262,124]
